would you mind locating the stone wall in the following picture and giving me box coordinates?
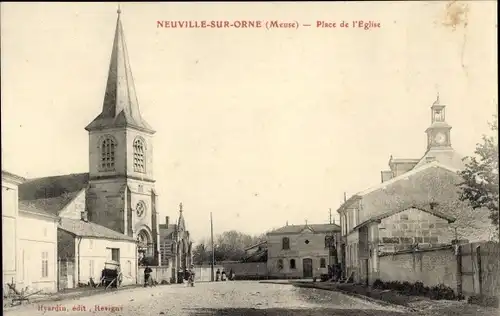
[377,208,455,253]
[378,245,458,289]
[377,242,500,298]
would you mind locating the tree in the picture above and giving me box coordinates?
[458,114,499,235]
[192,243,208,265]
[193,230,267,263]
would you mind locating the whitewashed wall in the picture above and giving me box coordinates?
[77,237,137,286]
[2,180,18,292]
[17,211,58,293]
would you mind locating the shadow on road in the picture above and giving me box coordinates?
[186,307,408,316]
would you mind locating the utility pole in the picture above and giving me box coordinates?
[210,212,215,282]
[329,208,332,224]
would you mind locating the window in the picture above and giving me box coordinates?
[320,258,326,268]
[111,248,120,262]
[100,136,116,171]
[89,260,95,278]
[400,214,409,220]
[277,259,284,270]
[133,138,146,173]
[41,252,49,278]
[164,258,169,267]
[108,248,120,262]
[89,239,93,249]
[282,237,290,250]
[290,259,296,269]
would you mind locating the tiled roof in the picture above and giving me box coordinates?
[356,163,495,241]
[242,248,268,262]
[18,191,81,216]
[244,240,267,251]
[2,170,26,184]
[18,201,58,219]
[267,223,340,235]
[337,162,458,214]
[59,217,135,241]
[18,173,89,201]
[159,224,177,239]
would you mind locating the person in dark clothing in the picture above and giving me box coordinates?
[144,266,153,287]
[221,270,227,281]
[229,269,234,281]
[216,268,221,281]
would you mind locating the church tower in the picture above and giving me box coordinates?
[425,94,452,150]
[413,94,464,170]
[85,9,160,264]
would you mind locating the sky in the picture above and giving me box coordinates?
[1,2,497,243]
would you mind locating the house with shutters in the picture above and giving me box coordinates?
[266,223,340,279]
[336,96,496,284]
[158,203,193,283]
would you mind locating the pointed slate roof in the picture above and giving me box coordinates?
[177,203,186,231]
[85,11,154,133]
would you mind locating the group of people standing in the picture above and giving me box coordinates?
[143,265,196,287]
[215,268,235,281]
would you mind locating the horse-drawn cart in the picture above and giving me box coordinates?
[100,260,123,289]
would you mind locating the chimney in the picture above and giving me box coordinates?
[80,211,88,222]
[165,216,170,226]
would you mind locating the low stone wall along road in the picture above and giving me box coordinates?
[5,281,409,316]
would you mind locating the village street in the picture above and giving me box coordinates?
[5,281,410,316]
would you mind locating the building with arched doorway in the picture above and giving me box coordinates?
[16,9,164,289]
[159,203,193,283]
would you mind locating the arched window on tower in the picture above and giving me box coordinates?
[100,136,116,171]
[133,137,146,173]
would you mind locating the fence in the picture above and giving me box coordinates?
[58,258,75,290]
[378,241,500,297]
[193,265,224,282]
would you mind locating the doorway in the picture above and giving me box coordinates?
[302,258,313,278]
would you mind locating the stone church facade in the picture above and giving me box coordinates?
[17,10,192,269]
[84,9,160,265]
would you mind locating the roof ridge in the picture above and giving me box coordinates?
[357,161,459,197]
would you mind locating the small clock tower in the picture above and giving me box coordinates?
[425,94,452,150]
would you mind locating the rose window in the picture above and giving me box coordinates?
[136,201,146,217]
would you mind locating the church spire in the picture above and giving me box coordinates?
[85,8,155,133]
[177,202,186,231]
